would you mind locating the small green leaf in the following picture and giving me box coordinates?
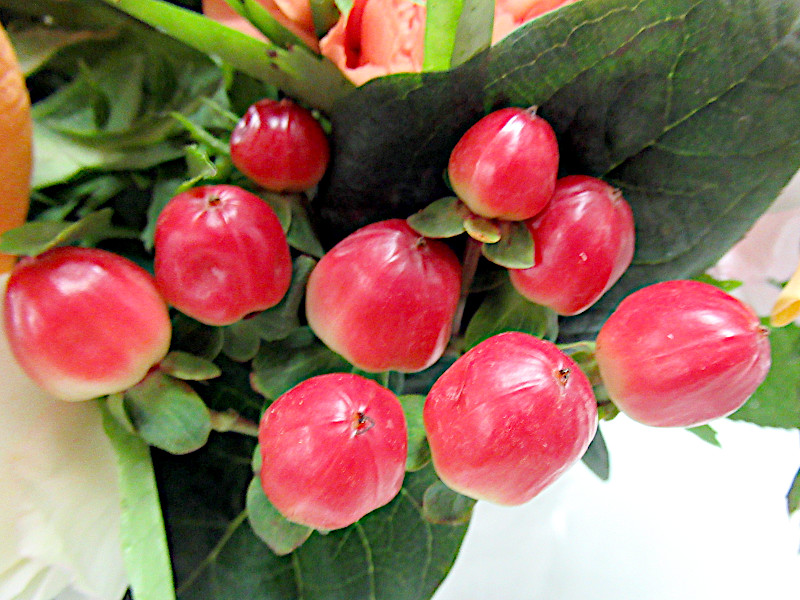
[423,0,494,71]
[245,477,313,555]
[694,272,743,292]
[787,466,800,515]
[422,480,476,525]
[686,424,722,447]
[124,371,212,455]
[399,394,431,472]
[100,401,176,600]
[0,208,126,257]
[463,215,501,243]
[159,351,222,381]
[481,221,535,269]
[287,196,325,257]
[251,327,350,400]
[222,320,262,362]
[258,191,293,233]
[581,425,610,481]
[407,196,466,238]
[310,0,341,38]
[729,321,800,429]
[464,275,558,349]
[170,313,225,360]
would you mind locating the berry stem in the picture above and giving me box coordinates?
[209,408,259,437]
[451,236,482,337]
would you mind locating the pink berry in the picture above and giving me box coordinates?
[258,373,407,530]
[509,175,635,315]
[447,107,559,221]
[154,184,292,326]
[3,246,171,401]
[230,98,330,192]
[305,219,462,373]
[423,332,597,505]
[595,280,771,427]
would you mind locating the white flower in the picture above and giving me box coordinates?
[0,273,127,600]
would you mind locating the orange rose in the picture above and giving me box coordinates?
[201,0,319,50]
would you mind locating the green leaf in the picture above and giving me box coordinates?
[222,320,263,362]
[251,327,350,400]
[159,351,222,381]
[286,196,325,257]
[787,465,800,515]
[463,215,501,243]
[170,313,226,360]
[399,394,431,472]
[257,191,293,233]
[124,371,213,455]
[581,425,610,481]
[245,477,313,555]
[464,275,558,349]
[421,480,476,525]
[686,424,722,447]
[480,220,535,269]
[423,0,495,70]
[98,0,354,113]
[317,0,800,340]
[152,435,468,600]
[729,321,800,429]
[694,272,743,292]
[100,401,176,600]
[310,0,341,39]
[7,23,115,76]
[406,196,466,238]
[0,208,126,256]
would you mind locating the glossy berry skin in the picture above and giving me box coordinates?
[424,332,597,505]
[259,373,408,530]
[230,98,330,192]
[154,185,292,326]
[509,175,635,316]
[447,107,559,221]
[595,280,771,428]
[3,246,171,401]
[305,219,462,373]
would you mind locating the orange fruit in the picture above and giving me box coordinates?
[0,23,32,274]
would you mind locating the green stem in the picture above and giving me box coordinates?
[451,236,482,338]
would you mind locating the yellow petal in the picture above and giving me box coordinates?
[770,262,800,326]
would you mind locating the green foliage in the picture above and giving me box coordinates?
[399,394,432,472]
[580,425,610,481]
[101,401,176,600]
[686,424,722,447]
[788,466,800,515]
[480,220,535,269]
[159,351,223,381]
[423,0,495,70]
[246,477,314,555]
[421,480,476,525]
[729,322,800,429]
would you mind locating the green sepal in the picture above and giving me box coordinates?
[159,351,222,381]
[463,215,501,243]
[480,221,535,269]
[245,477,314,555]
[406,196,466,238]
[421,480,476,525]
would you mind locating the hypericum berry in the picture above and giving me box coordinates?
[305,219,462,373]
[259,373,407,530]
[154,184,292,326]
[423,332,597,505]
[509,175,635,315]
[447,107,559,221]
[595,280,771,427]
[230,98,330,192]
[3,246,171,401]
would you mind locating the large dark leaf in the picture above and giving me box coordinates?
[317,0,800,339]
[153,434,468,600]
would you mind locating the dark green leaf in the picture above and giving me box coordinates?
[787,465,800,515]
[153,435,468,600]
[729,322,800,428]
[399,394,431,472]
[7,23,115,76]
[257,191,293,233]
[464,275,558,349]
[124,371,212,455]
[580,425,610,481]
[317,0,800,342]
[421,480,476,525]
[686,424,722,447]
[480,220,535,269]
[245,477,313,555]
[159,351,222,381]
[286,196,325,257]
[406,196,466,238]
[222,320,262,362]
[170,313,226,360]
[100,401,176,600]
[251,327,350,400]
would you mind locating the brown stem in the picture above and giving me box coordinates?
[451,236,482,338]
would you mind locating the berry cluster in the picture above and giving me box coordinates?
[2,99,771,535]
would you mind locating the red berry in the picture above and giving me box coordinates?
[230,98,330,192]
[423,332,597,505]
[595,280,771,427]
[447,107,559,221]
[154,184,292,326]
[258,373,407,530]
[509,175,635,315]
[305,219,462,373]
[3,246,171,401]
